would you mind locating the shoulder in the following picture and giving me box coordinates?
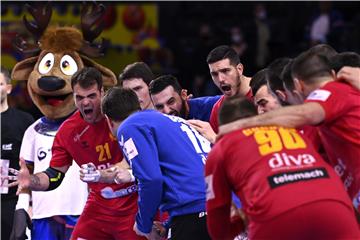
[9,108,34,123]
[189,95,222,105]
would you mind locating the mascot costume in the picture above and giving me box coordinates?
[10,3,117,239]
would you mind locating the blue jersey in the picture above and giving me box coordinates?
[188,95,221,121]
[117,110,211,233]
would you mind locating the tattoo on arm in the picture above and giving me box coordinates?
[30,175,41,190]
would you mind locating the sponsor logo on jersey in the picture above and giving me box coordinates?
[268,167,329,188]
[268,153,316,170]
[74,125,90,142]
[122,138,138,161]
[307,89,331,101]
[2,143,12,151]
[205,174,215,200]
[37,147,50,161]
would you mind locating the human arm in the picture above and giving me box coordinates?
[120,124,163,234]
[80,159,135,184]
[187,119,217,143]
[207,206,246,240]
[218,102,325,137]
[16,158,69,194]
[205,146,246,240]
[337,66,360,91]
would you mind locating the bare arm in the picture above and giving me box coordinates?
[337,66,360,91]
[218,102,325,137]
[17,158,69,194]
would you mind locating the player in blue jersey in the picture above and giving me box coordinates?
[149,74,220,121]
[102,87,212,240]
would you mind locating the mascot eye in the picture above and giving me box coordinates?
[38,53,55,74]
[60,55,78,76]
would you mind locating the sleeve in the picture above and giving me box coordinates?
[209,103,219,133]
[305,85,352,124]
[19,126,35,164]
[50,129,73,168]
[205,146,244,239]
[119,124,163,234]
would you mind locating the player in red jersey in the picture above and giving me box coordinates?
[206,96,359,240]
[15,67,141,240]
[219,51,360,201]
[188,45,252,143]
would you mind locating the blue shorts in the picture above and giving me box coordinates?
[32,216,79,240]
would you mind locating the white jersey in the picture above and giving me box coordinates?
[20,117,88,219]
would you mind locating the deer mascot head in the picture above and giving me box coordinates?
[11,3,117,120]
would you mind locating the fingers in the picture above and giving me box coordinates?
[187,119,205,127]
[8,168,19,175]
[7,181,19,188]
[19,158,27,169]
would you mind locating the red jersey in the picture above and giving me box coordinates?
[305,81,360,198]
[50,111,138,216]
[209,90,252,133]
[205,126,352,224]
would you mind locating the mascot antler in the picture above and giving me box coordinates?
[80,2,107,58]
[13,3,52,56]
[11,1,117,120]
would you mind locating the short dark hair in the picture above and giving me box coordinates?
[149,75,182,95]
[218,95,257,126]
[267,57,292,78]
[267,69,285,93]
[330,52,360,73]
[0,66,11,84]
[281,60,295,91]
[291,51,332,84]
[307,44,338,60]
[250,68,268,96]
[101,87,141,122]
[118,62,155,86]
[206,45,240,66]
[71,67,103,90]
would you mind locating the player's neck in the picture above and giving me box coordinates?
[239,75,251,96]
[0,100,9,113]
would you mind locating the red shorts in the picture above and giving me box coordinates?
[71,209,144,240]
[249,200,360,240]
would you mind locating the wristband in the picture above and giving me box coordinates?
[16,193,30,210]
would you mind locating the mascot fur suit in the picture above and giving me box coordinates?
[10,3,118,239]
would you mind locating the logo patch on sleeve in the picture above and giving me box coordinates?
[123,138,138,161]
[205,175,215,200]
[307,89,331,101]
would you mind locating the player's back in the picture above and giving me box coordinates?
[213,126,353,221]
[119,110,211,216]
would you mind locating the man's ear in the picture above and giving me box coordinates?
[293,78,304,93]
[236,63,244,75]
[6,84,13,95]
[180,89,188,100]
[275,90,287,102]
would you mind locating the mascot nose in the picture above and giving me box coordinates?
[38,76,66,92]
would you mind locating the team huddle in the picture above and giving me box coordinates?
[1,34,360,240]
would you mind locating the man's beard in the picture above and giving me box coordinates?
[180,98,187,119]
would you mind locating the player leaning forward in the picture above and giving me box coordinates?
[15,67,141,240]
[102,87,212,240]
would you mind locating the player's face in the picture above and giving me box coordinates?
[0,73,12,104]
[122,78,153,110]
[254,85,282,114]
[151,85,187,117]
[208,59,242,97]
[73,83,103,123]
